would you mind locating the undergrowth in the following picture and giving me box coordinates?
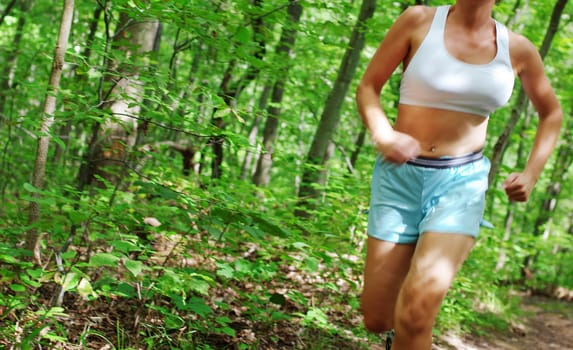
[0,171,565,349]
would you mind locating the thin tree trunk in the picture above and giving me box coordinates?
[211,0,266,179]
[493,0,568,281]
[0,0,32,199]
[133,22,162,151]
[488,0,567,187]
[251,83,286,186]
[296,0,376,216]
[26,0,74,264]
[533,111,573,236]
[0,0,17,27]
[0,0,32,120]
[53,2,104,164]
[252,0,303,186]
[318,141,336,192]
[350,125,367,171]
[495,106,532,271]
[241,83,272,180]
[89,14,161,186]
[77,2,114,193]
[505,0,528,28]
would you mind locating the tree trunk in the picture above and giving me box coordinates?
[241,83,272,180]
[252,0,303,186]
[211,0,266,179]
[296,0,376,216]
[495,106,532,271]
[493,0,569,281]
[0,0,18,27]
[89,13,161,186]
[350,125,367,171]
[533,111,573,236]
[505,0,528,28]
[488,0,567,187]
[53,2,104,164]
[0,0,32,120]
[26,0,74,264]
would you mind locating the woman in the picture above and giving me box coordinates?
[355,1,562,349]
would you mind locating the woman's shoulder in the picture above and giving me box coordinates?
[507,30,541,74]
[398,5,435,24]
[392,5,436,32]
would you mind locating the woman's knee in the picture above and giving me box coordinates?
[395,278,449,333]
[362,310,393,334]
[360,296,394,333]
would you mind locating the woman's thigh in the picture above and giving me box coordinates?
[396,232,476,326]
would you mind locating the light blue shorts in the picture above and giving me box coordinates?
[367,153,490,244]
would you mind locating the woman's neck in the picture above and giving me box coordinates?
[450,1,495,30]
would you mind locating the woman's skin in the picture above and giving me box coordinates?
[356,0,562,349]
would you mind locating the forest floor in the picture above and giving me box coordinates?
[3,234,572,349]
[46,292,571,350]
[430,295,573,350]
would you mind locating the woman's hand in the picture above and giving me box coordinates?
[502,172,536,202]
[372,130,421,164]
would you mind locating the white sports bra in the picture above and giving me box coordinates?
[399,6,515,118]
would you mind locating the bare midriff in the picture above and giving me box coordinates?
[395,104,488,158]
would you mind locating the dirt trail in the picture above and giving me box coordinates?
[434,296,573,350]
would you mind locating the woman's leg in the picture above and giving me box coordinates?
[361,236,416,333]
[391,232,475,350]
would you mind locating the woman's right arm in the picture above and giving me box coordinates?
[356,6,428,163]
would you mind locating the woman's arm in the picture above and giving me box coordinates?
[503,33,562,202]
[356,6,430,163]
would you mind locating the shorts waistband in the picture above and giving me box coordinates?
[406,150,483,169]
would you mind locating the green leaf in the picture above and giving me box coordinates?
[61,250,76,260]
[217,326,236,337]
[20,273,42,288]
[165,314,185,330]
[189,297,212,318]
[89,253,121,267]
[110,240,141,253]
[68,210,89,224]
[0,254,18,264]
[250,214,290,238]
[62,272,80,292]
[271,311,291,321]
[304,256,320,272]
[158,187,179,200]
[51,134,66,151]
[189,278,210,295]
[77,278,98,299]
[216,316,232,325]
[303,307,329,327]
[39,307,67,318]
[9,284,26,292]
[235,26,250,44]
[42,332,68,342]
[112,283,136,298]
[243,225,265,239]
[292,242,310,250]
[26,268,44,279]
[23,182,43,194]
[234,259,253,274]
[216,262,235,279]
[125,259,143,278]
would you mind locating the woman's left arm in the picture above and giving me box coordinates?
[503,34,563,202]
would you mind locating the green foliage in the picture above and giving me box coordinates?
[1,0,572,348]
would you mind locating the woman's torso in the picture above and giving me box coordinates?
[396,5,516,157]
